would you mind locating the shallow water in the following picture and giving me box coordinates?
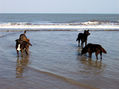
[0,30,119,89]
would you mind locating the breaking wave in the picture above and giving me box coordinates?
[0,20,119,30]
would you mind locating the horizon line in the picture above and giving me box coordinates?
[0,12,119,14]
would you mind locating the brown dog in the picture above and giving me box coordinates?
[81,43,107,60]
[19,30,32,46]
[76,30,90,48]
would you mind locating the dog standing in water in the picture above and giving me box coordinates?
[15,30,32,56]
[76,30,90,48]
[81,43,107,60]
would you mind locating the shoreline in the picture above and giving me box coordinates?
[0,28,119,33]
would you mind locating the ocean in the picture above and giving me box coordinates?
[0,13,119,30]
[0,14,119,89]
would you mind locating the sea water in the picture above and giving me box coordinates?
[0,13,119,89]
[0,13,119,30]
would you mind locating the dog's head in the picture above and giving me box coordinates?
[15,39,23,45]
[81,47,87,56]
[84,30,90,36]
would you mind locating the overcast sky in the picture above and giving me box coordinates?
[0,0,119,13]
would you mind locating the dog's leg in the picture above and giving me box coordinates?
[17,50,19,57]
[21,49,23,57]
[100,52,102,60]
[25,48,29,55]
[89,52,92,59]
[26,45,29,55]
[25,50,28,55]
[78,40,80,47]
[85,41,87,46]
[95,52,98,60]
[81,41,84,49]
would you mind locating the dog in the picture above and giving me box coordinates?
[81,43,107,60]
[76,30,90,48]
[15,30,32,56]
[19,30,32,46]
[15,39,30,56]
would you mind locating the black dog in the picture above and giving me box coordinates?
[81,43,107,60]
[76,30,90,48]
[15,39,30,56]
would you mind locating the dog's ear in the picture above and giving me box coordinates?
[15,39,18,42]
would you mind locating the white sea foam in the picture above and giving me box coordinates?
[0,21,119,30]
[0,24,119,30]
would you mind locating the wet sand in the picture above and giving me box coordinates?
[0,30,119,89]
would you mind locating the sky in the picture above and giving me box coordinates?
[0,0,119,14]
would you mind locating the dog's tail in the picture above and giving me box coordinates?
[101,47,107,54]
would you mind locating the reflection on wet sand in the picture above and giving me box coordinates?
[80,57,102,69]
[77,47,104,70]
[16,55,29,78]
